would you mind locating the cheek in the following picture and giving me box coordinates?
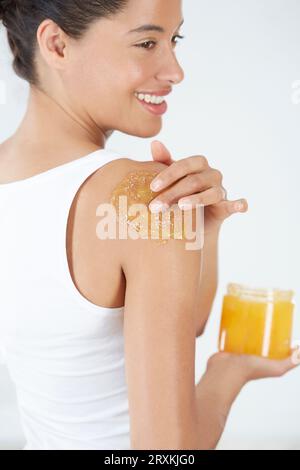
[63,42,156,118]
[126,61,156,90]
[65,55,118,109]
[112,51,157,93]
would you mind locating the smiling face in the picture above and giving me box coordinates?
[50,0,185,140]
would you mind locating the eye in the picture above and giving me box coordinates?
[172,34,185,46]
[136,34,185,50]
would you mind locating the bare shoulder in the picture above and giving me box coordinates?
[81,154,202,278]
[87,155,202,260]
[83,156,170,234]
[77,154,170,260]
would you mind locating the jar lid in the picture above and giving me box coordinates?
[227,283,294,302]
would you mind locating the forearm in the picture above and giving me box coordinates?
[194,357,247,450]
[196,226,221,336]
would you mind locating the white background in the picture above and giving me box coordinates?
[0,0,299,450]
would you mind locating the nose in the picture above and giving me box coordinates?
[156,48,185,85]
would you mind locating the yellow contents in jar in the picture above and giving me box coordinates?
[218,283,295,359]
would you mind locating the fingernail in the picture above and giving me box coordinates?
[291,347,300,365]
[235,202,244,212]
[149,201,169,213]
[178,200,193,211]
[151,179,163,192]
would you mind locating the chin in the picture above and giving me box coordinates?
[133,122,163,139]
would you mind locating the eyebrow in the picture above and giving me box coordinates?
[128,18,184,34]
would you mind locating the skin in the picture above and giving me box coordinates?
[0,0,299,449]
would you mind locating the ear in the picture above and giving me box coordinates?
[36,19,68,71]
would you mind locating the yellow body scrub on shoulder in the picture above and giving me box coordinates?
[110,170,188,244]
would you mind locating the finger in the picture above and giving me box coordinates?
[212,199,249,218]
[150,155,210,192]
[233,199,249,213]
[150,141,174,166]
[149,171,220,209]
[178,187,225,210]
[262,347,300,377]
[291,346,300,366]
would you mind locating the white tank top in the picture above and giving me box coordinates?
[0,147,131,450]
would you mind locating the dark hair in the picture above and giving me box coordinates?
[0,0,128,86]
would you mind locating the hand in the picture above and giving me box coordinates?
[194,347,300,449]
[150,141,248,235]
[206,346,300,384]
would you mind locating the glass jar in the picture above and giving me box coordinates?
[218,283,295,359]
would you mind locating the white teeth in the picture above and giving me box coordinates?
[135,92,165,105]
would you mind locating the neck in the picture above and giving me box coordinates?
[13,85,112,152]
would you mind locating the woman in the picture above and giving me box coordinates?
[0,0,298,450]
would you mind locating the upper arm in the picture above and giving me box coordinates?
[114,162,203,449]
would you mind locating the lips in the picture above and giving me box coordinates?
[135,95,168,115]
